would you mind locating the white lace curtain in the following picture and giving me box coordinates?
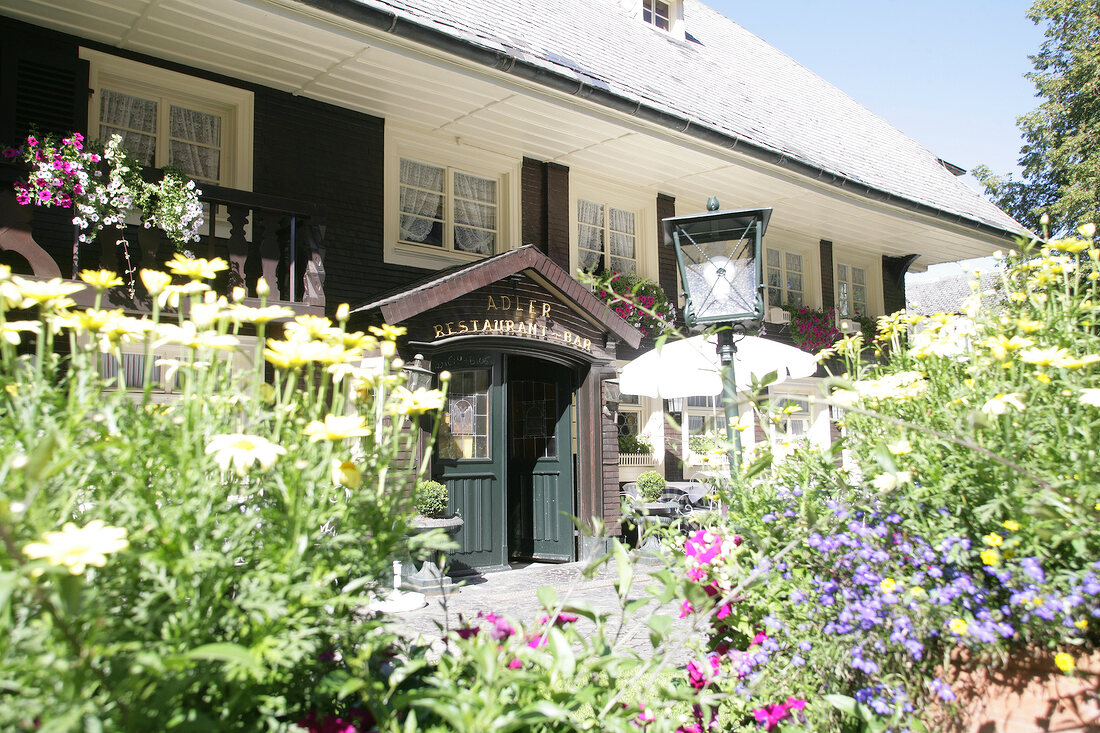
[453,171,495,255]
[577,200,635,274]
[399,159,444,244]
[400,161,496,254]
[99,90,222,182]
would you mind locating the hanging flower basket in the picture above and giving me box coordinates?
[594,271,675,338]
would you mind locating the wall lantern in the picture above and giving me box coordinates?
[662,200,772,471]
[665,397,683,414]
[403,354,434,391]
[601,377,621,419]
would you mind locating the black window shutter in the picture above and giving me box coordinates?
[1,36,89,144]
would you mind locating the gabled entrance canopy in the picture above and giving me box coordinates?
[351,245,642,364]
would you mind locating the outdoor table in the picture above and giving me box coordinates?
[664,481,709,504]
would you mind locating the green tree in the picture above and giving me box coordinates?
[974,0,1100,235]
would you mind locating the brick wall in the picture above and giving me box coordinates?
[819,239,834,311]
[521,157,547,253]
[882,254,917,314]
[546,162,570,271]
[657,192,678,322]
[253,91,431,310]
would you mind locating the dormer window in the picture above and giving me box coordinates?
[643,0,671,30]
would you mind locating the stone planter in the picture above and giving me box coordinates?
[401,514,464,596]
[930,649,1100,732]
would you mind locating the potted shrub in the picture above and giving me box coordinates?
[635,470,666,502]
[403,480,463,593]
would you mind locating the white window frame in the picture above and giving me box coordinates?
[764,241,817,311]
[80,48,253,191]
[682,393,720,459]
[385,129,519,269]
[639,0,685,39]
[570,178,655,281]
[769,384,829,448]
[834,251,882,319]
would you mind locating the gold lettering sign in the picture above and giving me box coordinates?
[431,296,592,352]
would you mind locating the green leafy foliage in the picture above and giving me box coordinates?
[617,434,653,454]
[0,261,435,729]
[974,0,1100,233]
[413,480,449,518]
[635,470,666,501]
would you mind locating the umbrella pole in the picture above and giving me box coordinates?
[717,330,741,476]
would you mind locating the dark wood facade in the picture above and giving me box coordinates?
[0,14,915,567]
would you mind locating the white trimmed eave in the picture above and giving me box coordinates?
[2,0,1022,268]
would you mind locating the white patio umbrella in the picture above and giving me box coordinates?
[618,334,818,399]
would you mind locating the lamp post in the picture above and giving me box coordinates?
[662,202,772,472]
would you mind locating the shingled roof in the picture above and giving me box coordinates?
[346,0,1025,237]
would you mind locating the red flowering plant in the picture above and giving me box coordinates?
[3,131,204,287]
[594,271,675,338]
[783,305,841,354]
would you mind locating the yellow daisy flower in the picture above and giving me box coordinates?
[388,386,446,416]
[12,276,84,308]
[1054,652,1076,674]
[204,433,286,477]
[304,414,372,442]
[887,439,913,455]
[331,459,363,489]
[369,324,407,341]
[140,269,172,296]
[23,520,129,575]
[79,269,124,291]
[165,254,228,281]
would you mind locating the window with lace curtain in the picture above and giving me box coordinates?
[81,48,253,190]
[399,159,498,256]
[835,262,868,317]
[577,199,636,275]
[766,247,805,308]
[96,89,226,186]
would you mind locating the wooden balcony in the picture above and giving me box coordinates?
[0,164,326,316]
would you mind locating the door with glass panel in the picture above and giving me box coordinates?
[506,356,575,562]
[434,353,507,572]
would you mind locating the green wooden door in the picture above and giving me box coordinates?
[433,353,508,573]
[507,356,575,562]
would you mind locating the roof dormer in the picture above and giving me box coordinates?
[638,0,685,40]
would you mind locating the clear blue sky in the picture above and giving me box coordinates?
[705,1,1044,190]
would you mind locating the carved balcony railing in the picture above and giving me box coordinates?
[0,164,326,314]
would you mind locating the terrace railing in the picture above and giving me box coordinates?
[0,164,326,313]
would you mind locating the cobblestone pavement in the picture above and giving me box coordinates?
[376,554,698,664]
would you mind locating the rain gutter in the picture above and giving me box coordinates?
[293,0,1022,243]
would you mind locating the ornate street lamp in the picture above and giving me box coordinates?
[662,201,772,470]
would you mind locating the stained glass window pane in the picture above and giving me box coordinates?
[439,369,490,459]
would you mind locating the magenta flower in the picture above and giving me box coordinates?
[751,697,807,730]
[679,599,694,618]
